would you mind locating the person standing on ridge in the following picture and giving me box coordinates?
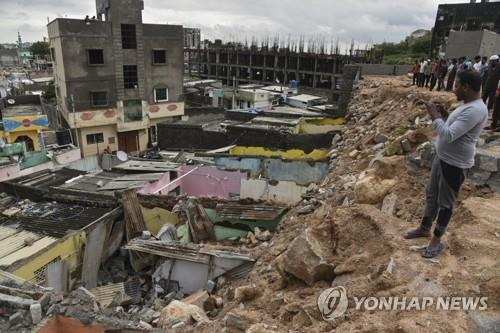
[403,71,488,258]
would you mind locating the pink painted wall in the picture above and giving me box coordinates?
[139,166,246,199]
[179,166,245,199]
[138,171,172,194]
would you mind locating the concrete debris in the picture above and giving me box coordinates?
[30,303,42,324]
[9,311,24,327]
[282,227,335,285]
[374,132,388,143]
[224,312,247,331]
[401,139,412,153]
[384,257,396,275]
[381,193,398,216]
[349,149,360,159]
[234,284,260,302]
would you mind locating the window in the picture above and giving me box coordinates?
[121,24,136,49]
[123,99,142,122]
[152,49,167,64]
[123,65,138,89]
[154,88,168,102]
[88,49,104,65]
[90,91,108,107]
[50,48,56,62]
[86,133,104,145]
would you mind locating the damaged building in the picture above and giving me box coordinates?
[431,0,500,56]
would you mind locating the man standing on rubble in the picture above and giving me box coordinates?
[404,71,488,258]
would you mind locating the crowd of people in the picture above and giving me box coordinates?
[411,54,500,132]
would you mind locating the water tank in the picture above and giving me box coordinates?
[56,129,72,146]
[290,80,298,89]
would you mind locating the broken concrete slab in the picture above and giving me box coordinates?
[476,148,500,173]
[282,227,335,285]
[0,292,36,309]
[30,303,42,324]
[9,311,24,327]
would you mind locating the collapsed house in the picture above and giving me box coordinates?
[0,73,350,331]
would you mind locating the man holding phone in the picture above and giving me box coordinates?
[403,71,488,258]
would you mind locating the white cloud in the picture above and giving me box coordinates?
[0,0,471,44]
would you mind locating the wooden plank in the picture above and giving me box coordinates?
[122,189,148,272]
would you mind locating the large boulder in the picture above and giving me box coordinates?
[282,227,335,285]
[355,172,397,204]
[159,300,209,329]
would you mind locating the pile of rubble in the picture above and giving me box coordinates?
[2,76,499,332]
[185,76,499,332]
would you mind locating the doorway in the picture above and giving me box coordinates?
[117,130,139,154]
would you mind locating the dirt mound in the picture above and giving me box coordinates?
[192,76,500,332]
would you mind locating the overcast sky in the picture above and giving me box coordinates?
[1,0,470,46]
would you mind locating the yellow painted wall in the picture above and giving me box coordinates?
[229,146,328,160]
[298,117,345,134]
[78,125,118,157]
[141,206,179,235]
[0,130,41,151]
[12,232,85,286]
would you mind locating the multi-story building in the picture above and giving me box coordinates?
[185,42,366,103]
[431,0,500,56]
[48,0,184,157]
[184,28,201,49]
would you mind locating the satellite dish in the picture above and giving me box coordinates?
[7,99,15,105]
[117,150,128,162]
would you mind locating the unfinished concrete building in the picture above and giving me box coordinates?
[185,42,366,102]
[48,0,185,157]
[431,0,500,56]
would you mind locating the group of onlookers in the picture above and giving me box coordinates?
[411,54,500,132]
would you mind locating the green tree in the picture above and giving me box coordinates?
[43,81,56,100]
[410,33,432,55]
[30,41,50,57]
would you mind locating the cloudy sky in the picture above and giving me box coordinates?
[1,0,470,45]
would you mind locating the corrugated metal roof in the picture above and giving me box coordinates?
[0,229,42,259]
[0,226,19,241]
[90,279,141,308]
[0,236,57,267]
[216,203,287,220]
